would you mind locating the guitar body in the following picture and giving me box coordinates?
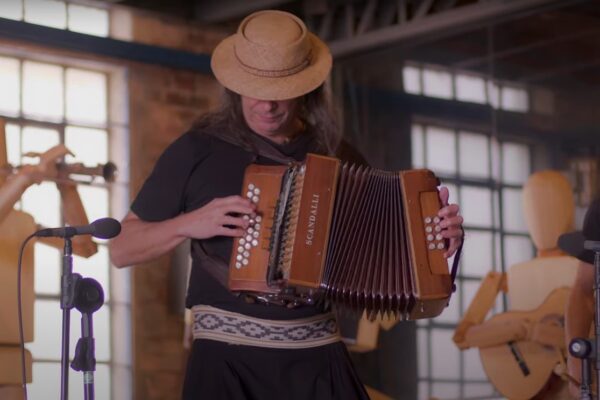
[479,287,570,400]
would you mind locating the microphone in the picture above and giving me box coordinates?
[558,231,594,264]
[35,217,121,239]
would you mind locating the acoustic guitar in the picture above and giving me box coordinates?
[472,287,569,400]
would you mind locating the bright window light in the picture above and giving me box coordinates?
[0,0,22,20]
[403,65,421,94]
[24,0,67,29]
[23,61,64,120]
[0,57,21,116]
[66,68,107,124]
[422,67,453,99]
[455,73,486,104]
[501,85,529,112]
[68,4,109,37]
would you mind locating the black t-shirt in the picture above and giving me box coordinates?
[131,129,332,320]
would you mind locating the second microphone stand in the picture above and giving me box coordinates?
[569,240,600,400]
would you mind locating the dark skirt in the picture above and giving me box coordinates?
[182,339,371,400]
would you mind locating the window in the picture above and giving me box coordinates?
[412,123,533,399]
[403,63,530,113]
[1,54,130,400]
[0,0,109,37]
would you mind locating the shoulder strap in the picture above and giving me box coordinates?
[202,128,296,165]
[191,240,230,288]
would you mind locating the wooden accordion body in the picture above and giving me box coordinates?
[229,154,453,320]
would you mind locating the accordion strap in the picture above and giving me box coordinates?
[450,233,465,292]
[203,128,297,165]
[191,240,230,288]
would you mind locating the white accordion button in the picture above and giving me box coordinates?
[235,262,242,269]
[433,216,441,224]
[436,233,443,241]
[437,242,445,250]
[255,215,262,222]
[251,239,258,247]
[427,234,434,241]
[252,196,259,203]
[425,226,433,233]
[424,217,432,224]
[248,183,255,190]
[428,243,436,250]
[242,259,249,266]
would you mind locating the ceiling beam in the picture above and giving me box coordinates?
[193,0,295,23]
[0,17,211,73]
[329,0,588,59]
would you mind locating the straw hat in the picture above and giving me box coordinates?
[211,10,332,101]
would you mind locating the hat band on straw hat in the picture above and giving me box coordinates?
[234,46,312,78]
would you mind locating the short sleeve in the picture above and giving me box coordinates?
[131,131,211,222]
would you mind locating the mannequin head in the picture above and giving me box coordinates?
[522,170,575,252]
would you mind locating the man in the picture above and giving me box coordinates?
[109,10,464,399]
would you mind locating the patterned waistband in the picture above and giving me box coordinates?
[191,305,341,349]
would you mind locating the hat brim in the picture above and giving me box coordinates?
[211,32,332,101]
[558,231,595,264]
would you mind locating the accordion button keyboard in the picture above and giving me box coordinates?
[427,234,434,241]
[255,215,262,222]
[424,217,432,224]
[235,262,242,269]
[435,233,443,241]
[425,226,433,233]
[433,216,441,224]
[251,239,258,247]
[428,243,436,250]
[437,242,445,250]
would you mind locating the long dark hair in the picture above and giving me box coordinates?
[192,85,341,155]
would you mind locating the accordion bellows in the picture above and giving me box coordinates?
[229,154,453,320]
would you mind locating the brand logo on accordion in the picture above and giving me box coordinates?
[305,193,320,246]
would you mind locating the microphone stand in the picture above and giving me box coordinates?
[60,237,81,400]
[570,240,600,400]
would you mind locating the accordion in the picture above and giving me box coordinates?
[229,154,454,320]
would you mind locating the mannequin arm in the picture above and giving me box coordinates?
[453,271,507,349]
[37,182,98,258]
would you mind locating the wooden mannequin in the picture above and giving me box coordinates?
[453,170,578,400]
[0,118,97,398]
